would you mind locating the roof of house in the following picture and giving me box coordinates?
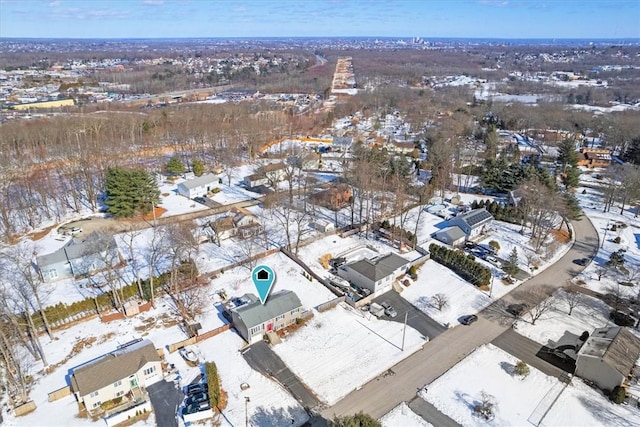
[36,232,117,269]
[232,290,303,329]
[262,162,286,173]
[177,173,218,190]
[71,339,161,396]
[434,226,466,242]
[579,327,640,377]
[346,252,410,282]
[454,208,493,228]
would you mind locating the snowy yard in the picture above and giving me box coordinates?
[380,402,432,427]
[419,344,640,427]
[272,303,427,405]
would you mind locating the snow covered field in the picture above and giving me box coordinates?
[273,303,427,405]
[420,344,640,427]
[380,402,432,427]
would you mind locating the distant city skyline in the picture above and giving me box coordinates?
[0,0,639,40]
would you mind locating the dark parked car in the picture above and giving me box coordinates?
[460,315,478,325]
[185,383,206,396]
[182,401,211,415]
[193,196,207,204]
[506,304,528,317]
[574,258,589,266]
[185,391,209,406]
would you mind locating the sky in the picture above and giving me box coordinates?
[0,0,639,40]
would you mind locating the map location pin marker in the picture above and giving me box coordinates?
[252,265,276,304]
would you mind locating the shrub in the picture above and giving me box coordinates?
[319,253,332,269]
[488,240,500,253]
[205,361,221,408]
[582,189,587,194]
[611,224,617,231]
[514,360,530,378]
[408,265,418,276]
[613,236,621,244]
[610,386,626,404]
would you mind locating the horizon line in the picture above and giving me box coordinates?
[2,36,639,41]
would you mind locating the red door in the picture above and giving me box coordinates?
[267,323,273,332]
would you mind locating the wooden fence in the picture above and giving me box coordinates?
[167,323,232,353]
[316,296,345,312]
[47,386,72,402]
[13,401,36,416]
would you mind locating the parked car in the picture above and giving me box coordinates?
[185,383,207,396]
[574,258,589,266]
[486,255,499,264]
[70,227,82,235]
[380,302,398,318]
[506,303,528,317]
[193,196,207,204]
[182,401,211,415]
[460,314,478,325]
[370,302,385,318]
[185,392,209,406]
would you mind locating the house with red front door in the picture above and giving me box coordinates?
[229,290,304,344]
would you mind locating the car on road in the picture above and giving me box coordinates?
[380,302,398,318]
[460,314,478,325]
[185,383,207,396]
[574,257,589,266]
[486,255,499,264]
[70,227,82,235]
[506,303,528,317]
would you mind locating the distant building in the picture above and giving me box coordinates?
[447,208,493,240]
[577,148,612,168]
[242,163,286,188]
[177,173,219,198]
[230,291,304,344]
[338,252,410,295]
[433,226,466,247]
[208,207,263,242]
[575,326,640,392]
[36,232,121,282]
[7,98,75,110]
[70,339,162,412]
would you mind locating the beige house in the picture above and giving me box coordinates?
[209,207,263,243]
[575,326,640,392]
[337,252,410,295]
[70,339,162,411]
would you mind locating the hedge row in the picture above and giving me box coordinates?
[429,243,491,286]
[205,361,221,408]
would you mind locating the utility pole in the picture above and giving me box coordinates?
[245,396,250,427]
[401,311,408,351]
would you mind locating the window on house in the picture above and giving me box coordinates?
[47,270,57,279]
[276,314,285,321]
[113,380,122,388]
[93,401,101,408]
[90,391,99,398]
[143,366,155,376]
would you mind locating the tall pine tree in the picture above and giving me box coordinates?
[105,167,160,218]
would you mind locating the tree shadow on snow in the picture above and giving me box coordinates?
[251,405,309,427]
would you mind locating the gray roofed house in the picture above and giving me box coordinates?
[177,173,219,198]
[575,326,640,392]
[36,232,120,282]
[230,291,304,344]
[337,252,410,295]
[433,226,466,247]
[70,339,163,411]
[447,208,493,240]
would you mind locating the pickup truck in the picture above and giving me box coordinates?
[369,302,385,318]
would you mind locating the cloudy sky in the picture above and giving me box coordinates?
[0,0,638,39]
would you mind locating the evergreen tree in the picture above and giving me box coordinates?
[192,159,205,177]
[331,412,381,427]
[623,137,640,165]
[562,166,581,189]
[504,247,520,276]
[166,156,185,175]
[557,138,579,169]
[104,167,160,218]
[562,192,583,220]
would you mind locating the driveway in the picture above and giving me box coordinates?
[147,380,184,427]
[372,290,447,340]
[243,341,321,410]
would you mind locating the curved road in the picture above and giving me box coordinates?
[321,216,599,421]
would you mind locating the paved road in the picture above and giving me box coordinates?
[147,380,184,427]
[492,329,569,378]
[321,216,599,421]
[242,341,321,410]
[372,290,447,340]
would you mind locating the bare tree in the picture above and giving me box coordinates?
[526,288,556,325]
[561,286,586,316]
[432,293,449,311]
[118,229,145,299]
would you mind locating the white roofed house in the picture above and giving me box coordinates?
[177,173,219,199]
[433,226,466,247]
[446,208,493,240]
[230,291,304,344]
[337,252,410,295]
[36,232,121,282]
[69,339,162,415]
[209,207,263,245]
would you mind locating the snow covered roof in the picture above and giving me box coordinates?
[232,290,303,329]
[70,339,160,396]
[579,327,640,377]
[434,226,466,242]
[177,173,218,190]
[36,232,117,268]
[346,253,409,282]
[455,208,493,228]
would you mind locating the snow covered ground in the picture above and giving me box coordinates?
[272,303,427,405]
[380,402,433,427]
[419,344,640,427]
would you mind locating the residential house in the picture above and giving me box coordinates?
[242,163,286,188]
[433,226,466,247]
[338,252,410,295]
[577,148,612,168]
[177,173,219,199]
[310,184,352,210]
[36,232,121,282]
[332,136,353,152]
[69,339,162,412]
[230,291,304,344]
[447,208,493,240]
[387,141,416,155]
[575,326,640,392]
[311,219,335,233]
[209,207,263,242]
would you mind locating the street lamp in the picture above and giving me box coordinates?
[245,397,250,427]
[601,221,609,249]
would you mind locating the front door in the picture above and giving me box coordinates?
[267,323,273,332]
